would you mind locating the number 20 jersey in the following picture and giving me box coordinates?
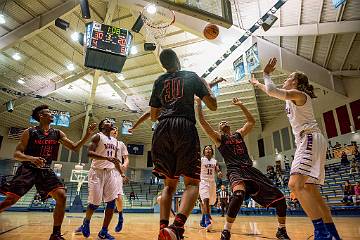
[90,132,118,169]
[200,157,217,182]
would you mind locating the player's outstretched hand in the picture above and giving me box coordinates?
[87,122,97,135]
[31,157,46,168]
[263,58,277,75]
[249,74,259,86]
[232,97,243,106]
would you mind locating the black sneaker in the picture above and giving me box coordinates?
[220,229,231,240]
[276,227,291,240]
[49,233,65,240]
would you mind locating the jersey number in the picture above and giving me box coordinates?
[207,169,213,175]
[164,78,184,103]
[107,150,113,157]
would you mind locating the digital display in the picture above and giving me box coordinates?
[29,110,70,128]
[122,120,133,135]
[233,55,246,82]
[86,21,133,56]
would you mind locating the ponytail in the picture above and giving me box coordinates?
[294,71,317,98]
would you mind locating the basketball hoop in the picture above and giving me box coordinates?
[141,4,175,46]
[70,169,89,195]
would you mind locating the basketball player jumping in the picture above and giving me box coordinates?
[196,97,290,240]
[149,48,218,240]
[250,58,341,240]
[110,126,129,233]
[199,145,222,231]
[75,119,123,240]
[0,105,96,240]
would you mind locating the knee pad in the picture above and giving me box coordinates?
[106,199,116,210]
[88,203,99,211]
[273,198,287,217]
[227,190,245,218]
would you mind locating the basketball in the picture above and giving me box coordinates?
[203,23,219,40]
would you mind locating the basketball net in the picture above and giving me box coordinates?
[141,4,175,46]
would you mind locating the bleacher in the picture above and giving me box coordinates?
[1,160,358,214]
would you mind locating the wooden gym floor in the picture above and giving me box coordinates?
[0,212,359,239]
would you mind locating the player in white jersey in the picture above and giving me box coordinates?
[75,119,121,240]
[110,127,129,233]
[199,145,221,231]
[250,58,340,240]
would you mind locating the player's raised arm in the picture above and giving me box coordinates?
[195,97,221,146]
[199,77,217,111]
[59,122,97,152]
[129,110,151,133]
[250,58,306,104]
[232,98,255,137]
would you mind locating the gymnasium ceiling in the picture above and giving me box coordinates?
[0,0,359,145]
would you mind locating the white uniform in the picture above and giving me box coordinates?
[115,140,129,196]
[199,157,217,205]
[88,132,121,205]
[286,94,327,185]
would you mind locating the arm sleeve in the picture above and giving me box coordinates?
[149,80,162,108]
[194,74,210,99]
[263,74,287,100]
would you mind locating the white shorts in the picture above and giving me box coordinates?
[88,168,121,205]
[199,180,217,205]
[291,132,327,185]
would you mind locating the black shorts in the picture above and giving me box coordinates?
[0,164,64,200]
[227,166,284,208]
[152,117,201,180]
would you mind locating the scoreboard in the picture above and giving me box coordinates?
[84,22,133,73]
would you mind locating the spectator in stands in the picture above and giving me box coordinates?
[49,198,56,212]
[354,181,360,206]
[33,192,41,206]
[342,180,354,205]
[334,142,341,149]
[350,158,360,176]
[129,191,136,201]
[341,151,350,166]
[353,148,360,163]
[284,155,290,172]
[266,165,276,182]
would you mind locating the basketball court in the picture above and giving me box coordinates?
[0,0,360,239]
[1,212,359,239]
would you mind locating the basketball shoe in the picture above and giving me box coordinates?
[74,219,90,237]
[97,229,115,240]
[200,215,205,228]
[158,225,184,240]
[114,214,123,232]
[49,233,65,240]
[220,229,231,240]
[204,215,212,231]
[276,227,291,240]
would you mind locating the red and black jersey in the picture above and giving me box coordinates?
[149,70,209,123]
[24,127,61,167]
[218,132,252,170]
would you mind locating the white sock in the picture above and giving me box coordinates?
[224,222,233,231]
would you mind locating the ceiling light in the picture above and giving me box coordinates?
[0,14,5,24]
[130,46,138,55]
[12,53,21,61]
[71,32,79,41]
[67,63,75,71]
[146,4,157,14]
[116,73,125,80]
[17,78,25,85]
